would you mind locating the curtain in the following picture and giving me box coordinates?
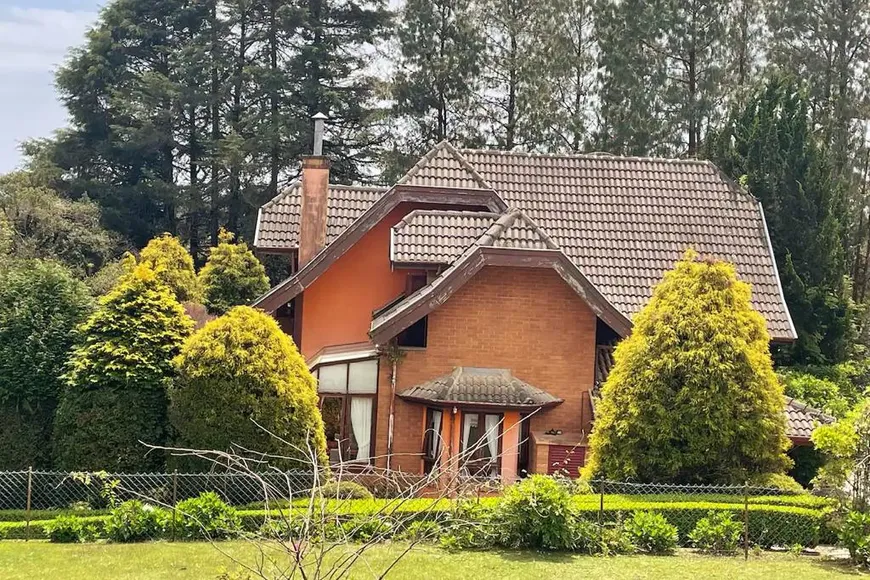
[462,414,474,453]
[430,410,442,457]
[485,415,500,461]
[350,397,372,461]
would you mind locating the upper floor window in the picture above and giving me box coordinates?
[397,274,428,348]
[314,359,378,464]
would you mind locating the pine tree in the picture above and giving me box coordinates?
[705,74,854,364]
[199,229,270,315]
[583,251,792,483]
[53,262,193,470]
[170,306,327,469]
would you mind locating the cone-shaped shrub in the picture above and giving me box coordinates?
[170,306,327,469]
[583,250,791,483]
[199,230,269,315]
[53,262,193,470]
[139,233,200,303]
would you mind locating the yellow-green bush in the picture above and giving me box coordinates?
[139,233,200,303]
[198,230,269,315]
[170,306,327,469]
[53,263,193,470]
[584,250,791,484]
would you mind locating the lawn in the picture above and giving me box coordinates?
[0,541,866,580]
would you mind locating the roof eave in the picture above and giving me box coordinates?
[397,394,564,411]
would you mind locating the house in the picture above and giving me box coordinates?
[253,117,808,482]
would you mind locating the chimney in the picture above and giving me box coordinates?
[298,112,330,266]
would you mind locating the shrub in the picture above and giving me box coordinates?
[169,306,327,469]
[689,511,743,553]
[600,523,636,555]
[0,260,92,469]
[584,250,792,483]
[45,515,97,543]
[572,518,601,554]
[400,520,442,542]
[175,492,240,540]
[748,472,805,493]
[199,229,269,315]
[53,262,193,470]
[494,475,578,551]
[105,500,166,542]
[340,515,394,541]
[139,233,200,303]
[836,510,870,565]
[317,481,373,500]
[624,511,678,554]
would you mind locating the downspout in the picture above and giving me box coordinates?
[383,341,405,471]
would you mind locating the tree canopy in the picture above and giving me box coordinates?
[583,250,792,484]
[170,306,326,469]
[139,234,200,303]
[53,262,193,471]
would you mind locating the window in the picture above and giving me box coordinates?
[422,407,443,474]
[460,412,502,478]
[313,359,377,464]
[397,274,428,348]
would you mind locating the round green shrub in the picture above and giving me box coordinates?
[401,520,442,542]
[53,262,193,471]
[175,492,240,540]
[624,511,678,554]
[0,260,92,468]
[748,472,805,493]
[689,511,743,553]
[170,306,326,470]
[45,514,97,543]
[199,230,269,315]
[494,475,579,551]
[836,510,870,565]
[317,481,373,500]
[105,500,166,542]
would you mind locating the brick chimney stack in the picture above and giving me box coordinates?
[298,112,330,266]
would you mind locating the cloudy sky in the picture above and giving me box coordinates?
[0,0,102,172]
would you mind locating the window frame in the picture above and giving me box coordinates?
[313,358,379,466]
[459,410,504,478]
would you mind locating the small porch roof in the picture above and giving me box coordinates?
[398,367,563,410]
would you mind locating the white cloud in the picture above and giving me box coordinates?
[0,7,98,73]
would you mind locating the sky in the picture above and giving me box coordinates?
[0,0,102,172]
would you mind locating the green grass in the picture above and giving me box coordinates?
[0,541,865,579]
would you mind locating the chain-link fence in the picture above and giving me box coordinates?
[0,469,319,511]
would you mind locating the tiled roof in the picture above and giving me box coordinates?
[785,397,834,440]
[398,367,563,408]
[396,141,493,190]
[255,182,386,250]
[391,209,555,263]
[255,146,795,340]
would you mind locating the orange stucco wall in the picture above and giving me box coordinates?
[299,204,424,360]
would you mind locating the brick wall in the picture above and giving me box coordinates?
[375,265,598,473]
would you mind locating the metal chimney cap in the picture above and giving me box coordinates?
[312,112,328,120]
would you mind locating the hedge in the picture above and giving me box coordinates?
[0,497,832,546]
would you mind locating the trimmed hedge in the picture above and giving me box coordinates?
[0,496,832,547]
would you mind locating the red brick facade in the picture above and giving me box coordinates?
[374,266,597,474]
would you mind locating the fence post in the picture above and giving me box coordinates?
[598,480,605,546]
[171,469,178,542]
[743,481,749,560]
[25,466,32,542]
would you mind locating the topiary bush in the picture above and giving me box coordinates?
[175,492,241,540]
[53,262,193,470]
[317,481,373,500]
[0,259,92,469]
[45,514,97,543]
[584,250,792,484]
[139,233,200,303]
[624,511,678,554]
[170,306,326,470]
[689,511,743,553]
[494,475,579,551]
[198,230,269,315]
[105,500,167,542]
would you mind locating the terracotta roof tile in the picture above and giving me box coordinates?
[785,397,834,440]
[392,210,498,264]
[396,141,493,190]
[398,367,563,408]
[255,183,387,250]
